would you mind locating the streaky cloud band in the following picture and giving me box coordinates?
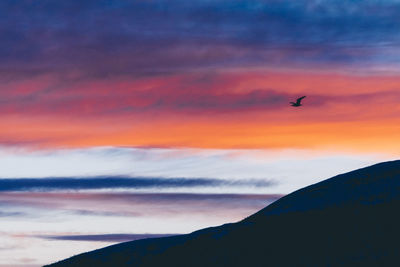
[36,233,179,242]
[0,176,275,192]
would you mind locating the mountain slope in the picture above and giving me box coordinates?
[47,160,400,267]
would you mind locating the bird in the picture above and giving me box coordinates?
[290,96,306,107]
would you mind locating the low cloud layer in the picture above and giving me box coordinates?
[37,233,178,242]
[0,192,283,221]
[0,176,275,192]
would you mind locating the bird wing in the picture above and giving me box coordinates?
[296,96,306,104]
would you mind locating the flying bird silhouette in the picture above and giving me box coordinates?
[290,96,306,107]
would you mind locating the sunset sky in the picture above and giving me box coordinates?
[1,1,400,266]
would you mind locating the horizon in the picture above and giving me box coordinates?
[1,1,400,266]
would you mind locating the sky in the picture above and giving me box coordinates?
[1,0,400,266]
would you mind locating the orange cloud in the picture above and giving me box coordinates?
[0,70,399,153]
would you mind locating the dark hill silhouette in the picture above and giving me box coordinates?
[46,160,400,267]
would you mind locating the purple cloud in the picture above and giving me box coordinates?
[0,0,399,79]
